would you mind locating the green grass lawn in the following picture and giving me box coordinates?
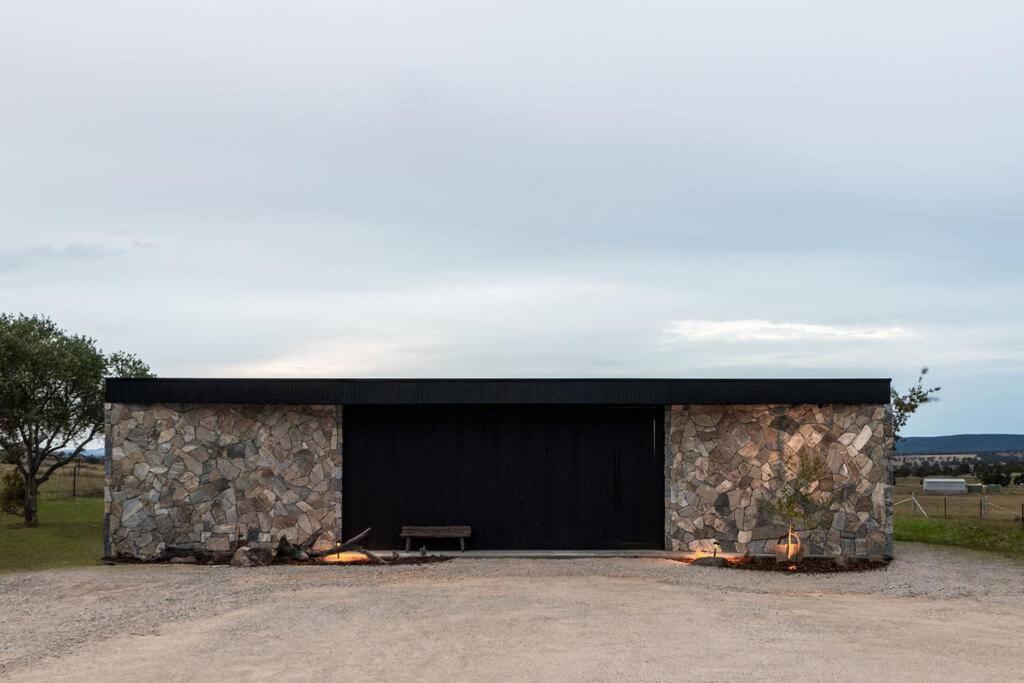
[0,497,105,573]
[894,516,1024,562]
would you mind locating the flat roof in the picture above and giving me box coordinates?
[106,378,891,406]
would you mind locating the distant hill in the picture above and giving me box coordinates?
[896,434,1024,455]
[53,447,105,461]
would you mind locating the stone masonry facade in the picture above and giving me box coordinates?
[665,404,892,558]
[106,403,341,559]
[107,401,891,559]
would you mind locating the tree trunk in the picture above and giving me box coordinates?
[23,476,39,527]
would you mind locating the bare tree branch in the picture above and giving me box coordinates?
[38,424,100,485]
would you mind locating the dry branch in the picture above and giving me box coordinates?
[308,527,373,558]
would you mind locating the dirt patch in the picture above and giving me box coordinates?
[1,543,1021,681]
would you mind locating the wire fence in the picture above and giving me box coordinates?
[895,494,1024,525]
[0,462,105,500]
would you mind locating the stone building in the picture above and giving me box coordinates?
[105,378,893,559]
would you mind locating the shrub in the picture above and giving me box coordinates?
[1,469,26,516]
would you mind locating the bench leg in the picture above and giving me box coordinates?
[405,537,411,552]
[460,537,466,552]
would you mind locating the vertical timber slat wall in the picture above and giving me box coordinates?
[342,405,664,550]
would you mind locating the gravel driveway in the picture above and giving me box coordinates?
[1,543,1021,681]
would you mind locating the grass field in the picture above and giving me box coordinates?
[0,497,105,573]
[894,517,1024,561]
[0,461,105,499]
[0,462,106,573]
[893,476,1024,521]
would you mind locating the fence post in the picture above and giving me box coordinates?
[944,497,948,519]
[980,497,984,520]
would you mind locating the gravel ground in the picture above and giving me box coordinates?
[1,542,1021,681]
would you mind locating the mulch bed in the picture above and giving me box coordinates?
[724,557,890,573]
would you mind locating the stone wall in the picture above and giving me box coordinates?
[106,400,891,559]
[105,403,341,559]
[665,404,892,558]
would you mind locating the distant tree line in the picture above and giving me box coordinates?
[893,459,1024,486]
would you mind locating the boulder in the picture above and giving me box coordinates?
[230,545,275,568]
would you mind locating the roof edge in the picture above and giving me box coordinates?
[106,377,892,406]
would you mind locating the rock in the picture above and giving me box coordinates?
[786,433,805,453]
[230,546,275,567]
[133,462,150,480]
[207,534,231,552]
[852,425,873,451]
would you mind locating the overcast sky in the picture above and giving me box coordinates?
[2,2,1022,436]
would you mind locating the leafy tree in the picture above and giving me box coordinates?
[891,367,941,443]
[0,467,25,515]
[978,467,1009,486]
[0,314,153,526]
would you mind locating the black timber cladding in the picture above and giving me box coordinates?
[106,378,891,405]
[343,405,666,550]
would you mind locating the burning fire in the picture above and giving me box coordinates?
[319,550,369,564]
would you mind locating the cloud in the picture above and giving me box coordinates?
[663,320,913,343]
[1,2,1021,434]
[220,332,450,378]
[0,241,157,274]
[0,244,123,273]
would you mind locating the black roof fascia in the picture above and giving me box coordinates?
[106,378,891,406]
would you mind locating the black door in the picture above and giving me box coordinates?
[342,405,663,550]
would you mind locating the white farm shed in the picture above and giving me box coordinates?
[922,478,968,494]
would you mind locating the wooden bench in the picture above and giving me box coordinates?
[400,525,472,552]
